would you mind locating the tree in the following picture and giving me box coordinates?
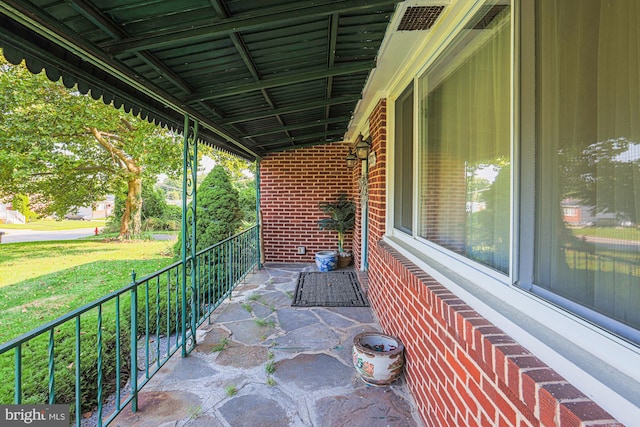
[207,149,256,224]
[109,182,175,232]
[174,165,242,257]
[0,52,182,238]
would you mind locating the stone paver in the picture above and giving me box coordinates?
[274,353,354,391]
[111,263,422,427]
[218,394,290,426]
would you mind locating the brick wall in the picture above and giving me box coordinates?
[351,98,387,270]
[259,143,356,263]
[368,99,387,246]
[364,99,621,426]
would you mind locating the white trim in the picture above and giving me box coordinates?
[412,75,421,236]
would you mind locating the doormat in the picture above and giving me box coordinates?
[291,271,369,307]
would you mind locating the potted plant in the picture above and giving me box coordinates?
[318,193,356,269]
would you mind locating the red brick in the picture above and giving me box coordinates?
[538,387,558,426]
[541,383,585,401]
[469,378,497,421]
[560,401,621,426]
[456,349,482,384]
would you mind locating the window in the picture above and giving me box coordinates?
[416,4,511,274]
[394,83,414,234]
[534,0,640,332]
[389,0,640,342]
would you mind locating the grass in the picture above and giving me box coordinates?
[0,219,106,231]
[265,360,275,374]
[0,239,174,289]
[571,227,640,241]
[0,239,175,343]
[0,237,176,414]
[225,385,237,397]
[254,318,275,328]
[187,405,203,419]
[210,338,229,353]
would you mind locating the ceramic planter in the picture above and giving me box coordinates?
[337,253,353,268]
[315,250,338,272]
[352,332,404,385]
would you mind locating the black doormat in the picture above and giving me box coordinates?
[291,271,369,307]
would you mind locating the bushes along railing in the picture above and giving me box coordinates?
[0,225,259,426]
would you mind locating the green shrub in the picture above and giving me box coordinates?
[142,217,178,232]
[0,280,184,420]
[163,205,182,223]
[12,194,39,221]
[0,300,131,419]
[174,165,242,258]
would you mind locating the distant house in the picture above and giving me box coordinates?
[0,202,25,224]
[66,195,115,220]
[90,195,115,219]
[562,198,630,227]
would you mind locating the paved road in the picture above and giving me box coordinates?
[0,227,97,244]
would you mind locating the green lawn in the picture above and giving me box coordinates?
[0,239,175,343]
[571,226,640,241]
[0,219,106,230]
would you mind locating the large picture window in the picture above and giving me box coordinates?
[535,0,640,331]
[390,0,640,341]
[417,4,511,274]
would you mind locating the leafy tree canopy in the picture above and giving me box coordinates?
[0,51,182,237]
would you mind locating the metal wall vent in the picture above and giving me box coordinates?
[397,6,445,31]
[466,4,509,29]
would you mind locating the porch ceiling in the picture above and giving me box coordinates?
[0,0,401,159]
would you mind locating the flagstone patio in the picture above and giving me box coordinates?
[112,263,421,426]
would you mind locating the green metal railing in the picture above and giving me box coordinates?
[0,225,259,427]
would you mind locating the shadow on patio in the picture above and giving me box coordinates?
[112,263,421,426]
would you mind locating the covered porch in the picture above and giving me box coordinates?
[1,1,637,426]
[110,263,419,426]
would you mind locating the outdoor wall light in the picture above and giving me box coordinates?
[345,149,357,168]
[355,134,371,161]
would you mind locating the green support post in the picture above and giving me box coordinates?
[255,159,262,269]
[181,115,189,358]
[190,121,198,348]
[181,115,198,357]
[130,271,138,413]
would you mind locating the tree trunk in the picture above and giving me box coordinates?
[120,176,142,239]
[89,125,144,240]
